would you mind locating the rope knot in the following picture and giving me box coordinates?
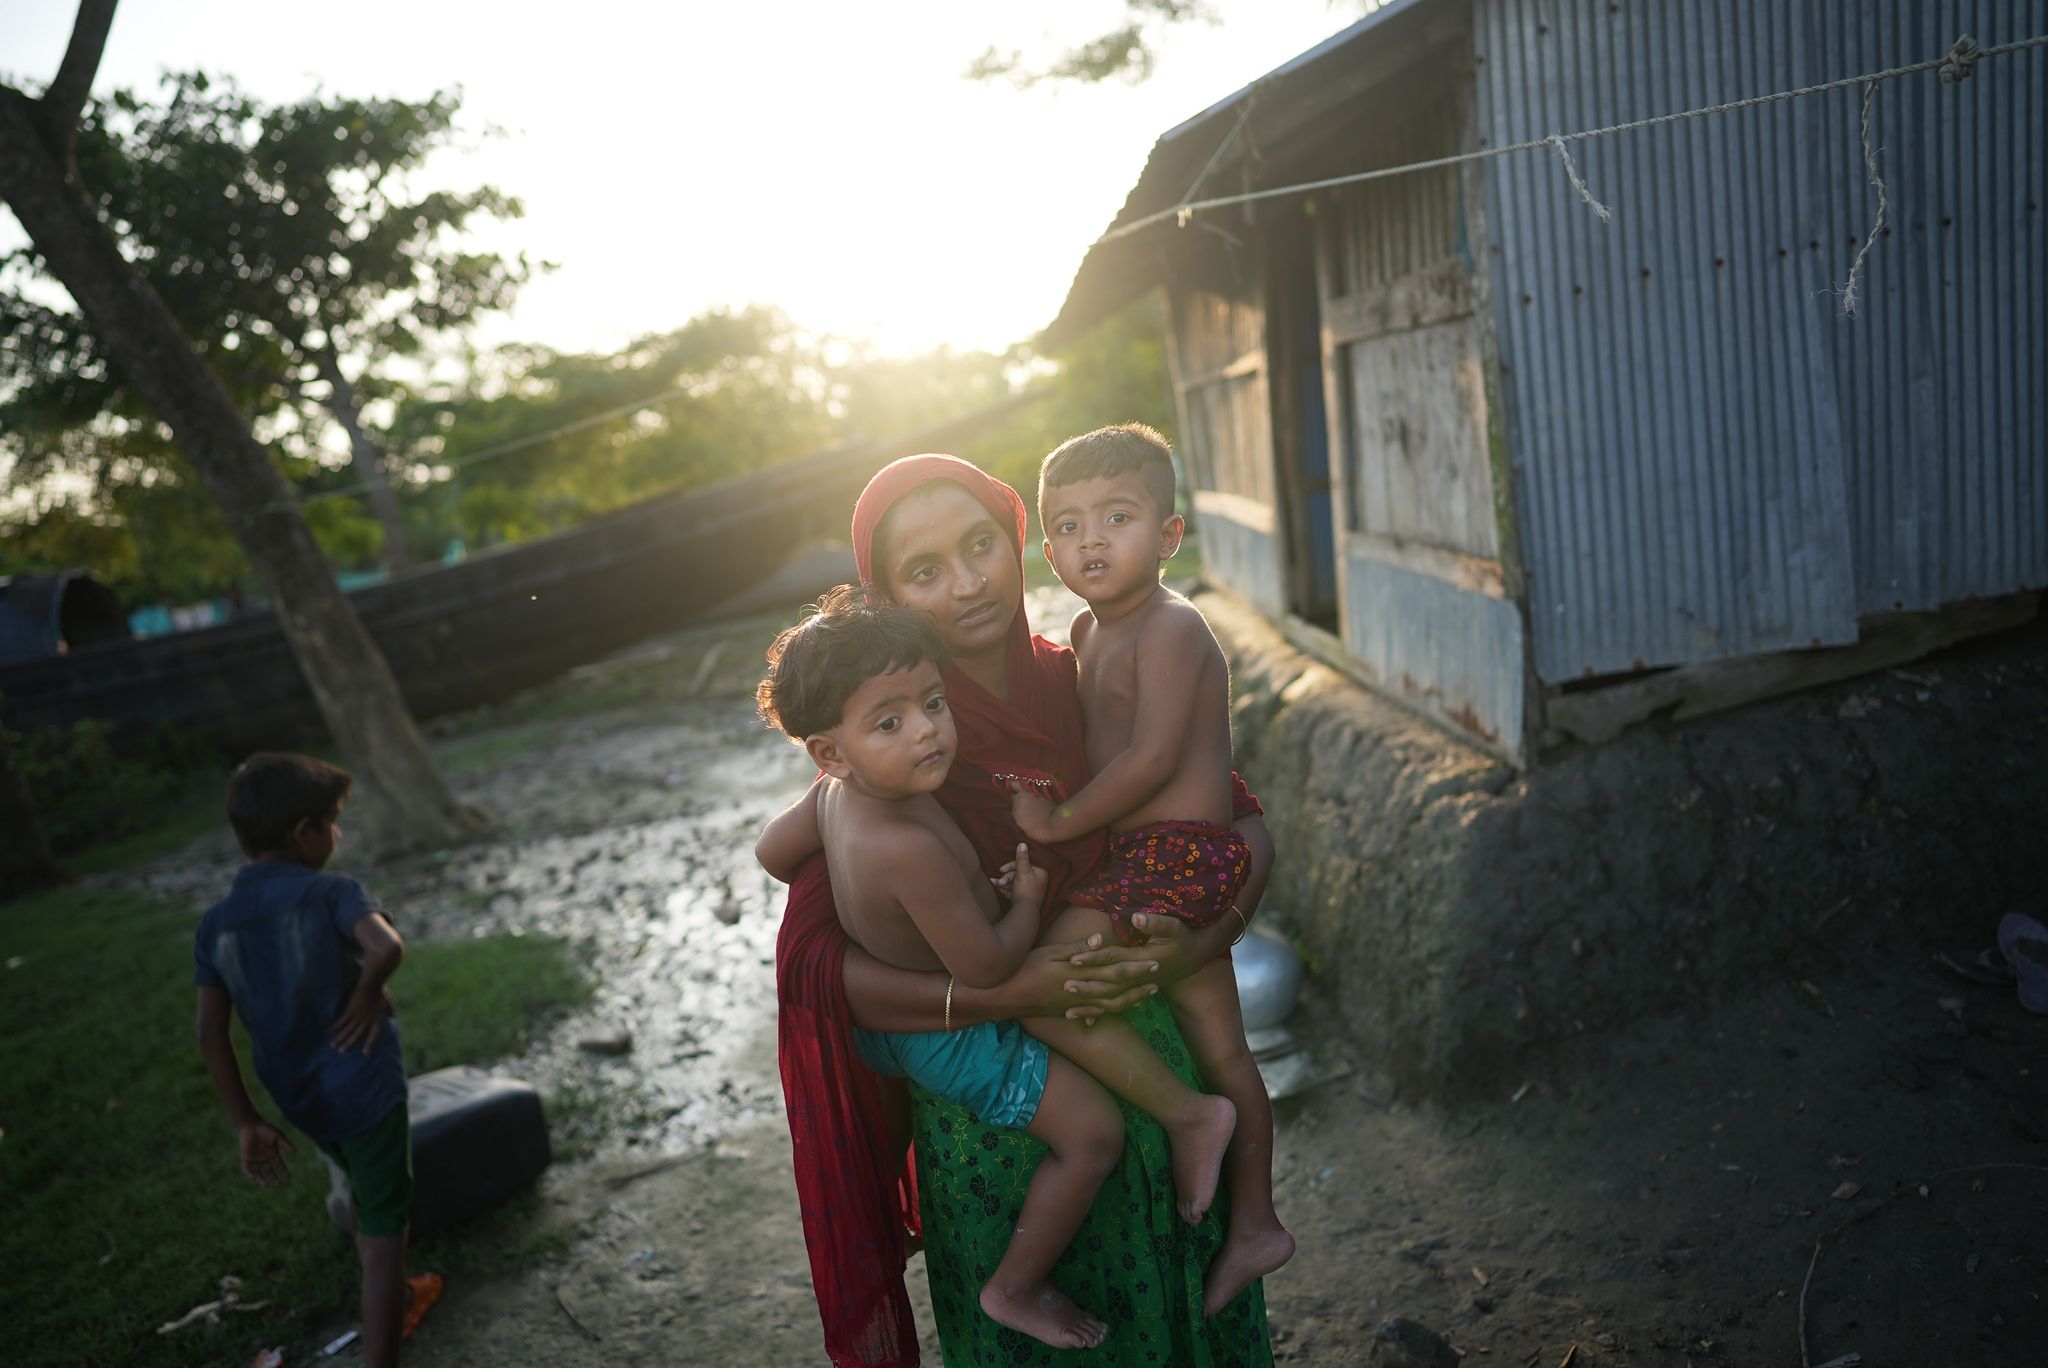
[1939,35,1981,84]
[1545,133,1611,225]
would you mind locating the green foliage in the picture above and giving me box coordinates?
[393,306,839,548]
[4,718,182,852]
[960,297,1180,506]
[966,1,1220,87]
[0,883,589,1366]
[1,69,529,590]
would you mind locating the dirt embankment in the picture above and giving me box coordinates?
[1209,590,2048,1104]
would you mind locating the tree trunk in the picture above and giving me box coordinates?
[0,87,483,852]
[0,722,61,897]
[315,349,413,574]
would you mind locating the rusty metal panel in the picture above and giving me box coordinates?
[1339,551,1526,755]
[1478,0,1865,681]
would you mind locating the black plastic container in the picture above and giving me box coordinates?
[319,1067,551,1235]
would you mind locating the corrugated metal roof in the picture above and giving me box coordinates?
[1041,0,1455,348]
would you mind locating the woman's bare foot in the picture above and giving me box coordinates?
[978,1280,1109,1349]
[1202,1223,1295,1316]
[1169,1095,1237,1224]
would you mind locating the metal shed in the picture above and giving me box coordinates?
[1049,0,2046,763]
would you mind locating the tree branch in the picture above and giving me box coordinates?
[40,0,120,158]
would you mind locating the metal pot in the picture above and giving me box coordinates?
[1232,925,1305,1031]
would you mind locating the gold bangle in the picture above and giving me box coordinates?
[1228,905,1250,946]
[944,975,955,1033]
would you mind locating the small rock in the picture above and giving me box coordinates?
[1829,1181,1862,1201]
[1367,1318,1460,1368]
[578,1029,634,1056]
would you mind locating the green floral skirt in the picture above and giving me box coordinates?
[909,995,1273,1366]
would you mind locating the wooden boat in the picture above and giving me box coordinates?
[0,398,1028,752]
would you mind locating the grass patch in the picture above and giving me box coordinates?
[398,934,593,1073]
[0,883,591,1367]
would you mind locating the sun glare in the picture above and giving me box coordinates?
[0,0,1350,357]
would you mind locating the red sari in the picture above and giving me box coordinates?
[775,454,1258,1366]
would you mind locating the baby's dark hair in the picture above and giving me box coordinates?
[756,584,945,739]
[1038,422,1179,522]
[227,751,353,857]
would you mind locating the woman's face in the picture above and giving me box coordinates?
[875,480,1021,659]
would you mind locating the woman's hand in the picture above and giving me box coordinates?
[1009,933,1161,1025]
[1074,911,1235,991]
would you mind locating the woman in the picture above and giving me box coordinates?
[775,453,1277,1366]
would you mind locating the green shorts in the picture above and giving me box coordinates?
[316,1100,413,1237]
[853,1020,1048,1130]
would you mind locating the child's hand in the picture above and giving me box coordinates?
[331,986,389,1055]
[1008,780,1059,843]
[238,1121,295,1186]
[1008,842,1049,906]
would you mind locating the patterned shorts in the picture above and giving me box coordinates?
[1069,819,1252,947]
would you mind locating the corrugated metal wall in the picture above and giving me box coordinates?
[1478,0,2044,682]
[1810,3,2048,614]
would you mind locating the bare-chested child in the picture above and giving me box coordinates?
[752,586,1235,1349]
[1009,422,1296,1316]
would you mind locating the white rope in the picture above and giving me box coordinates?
[1545,133,1610,224]
[1837,81,1889,318]
[1176,93,1258,217]
[1093,31,2047,247]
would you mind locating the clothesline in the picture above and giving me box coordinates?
[1094,32,2046,248]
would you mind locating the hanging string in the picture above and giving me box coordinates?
[1836,82,1890,318]
[1545,133,1611,224]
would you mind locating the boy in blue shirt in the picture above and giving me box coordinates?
[194,752,438,1366]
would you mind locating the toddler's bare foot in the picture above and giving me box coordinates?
[1202,1223,1294,1316]
[978,1280,1109,1349]
[1170,1095,1237,1224]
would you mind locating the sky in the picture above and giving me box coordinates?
[1,1,1358,358]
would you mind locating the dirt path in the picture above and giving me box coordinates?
[129,616,2046,1366]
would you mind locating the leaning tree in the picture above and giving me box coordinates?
[2,71,534,572]
[0,0,483,850]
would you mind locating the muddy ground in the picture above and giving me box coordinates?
[126,607,2046,1367]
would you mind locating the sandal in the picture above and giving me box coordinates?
[401,1272,444,1341]
[1933,945,2012,986]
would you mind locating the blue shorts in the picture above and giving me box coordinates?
[853,1020,1049,1130]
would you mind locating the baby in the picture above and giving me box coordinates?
[1010,421,1295,1315]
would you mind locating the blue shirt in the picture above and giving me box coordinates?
[194,860,406,1143]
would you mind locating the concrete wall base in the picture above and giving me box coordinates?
[1203,588,2048,1102]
